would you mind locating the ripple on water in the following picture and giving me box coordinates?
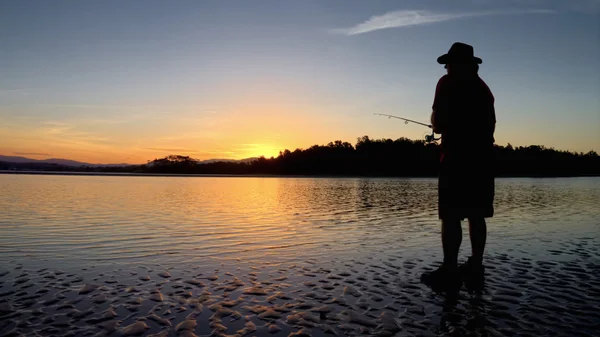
[1,176,600,335]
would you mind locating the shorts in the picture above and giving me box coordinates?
[438,159,495,220]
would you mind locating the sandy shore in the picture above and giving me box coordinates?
[1,239,599,337]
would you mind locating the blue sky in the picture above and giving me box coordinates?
[1,0,599,163]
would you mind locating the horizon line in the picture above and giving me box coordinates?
[2,136,598,166]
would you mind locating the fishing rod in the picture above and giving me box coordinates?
[374,113,440,143]
[374,113,432,128]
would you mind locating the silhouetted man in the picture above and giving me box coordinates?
[421,42,496,290]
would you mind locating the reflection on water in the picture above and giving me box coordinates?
[0,175,599,337]
[0,175,599,267]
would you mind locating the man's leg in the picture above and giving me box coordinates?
[442,219,462,268]
[468,218,487,266]
[421,218,463,288]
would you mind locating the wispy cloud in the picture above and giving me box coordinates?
[144,147,197,153]
[42,121,72,135]
[0,88,29,96]
[331,9,555,35]
[13,152,52,157]
[471,0,600,14]
[568,0,600,13]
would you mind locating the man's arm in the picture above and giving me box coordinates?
[481,78,496,137]
[431,108,446,134]
[431,76,449,134]
[489,105,496,142]
[491,105,496,134]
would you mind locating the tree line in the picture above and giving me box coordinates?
[2,136,599,177]
[103,136,600,177]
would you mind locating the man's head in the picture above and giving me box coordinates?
[445,63,479,76]
[438,42,482,65]
[438,42,482,76]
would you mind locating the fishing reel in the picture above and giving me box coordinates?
[424,130,441,143]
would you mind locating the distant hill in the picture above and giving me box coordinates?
[0,155,130,167]
[0,155,258,167]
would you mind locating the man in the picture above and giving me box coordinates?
[421,42,496,290]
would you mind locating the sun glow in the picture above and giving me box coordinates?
[236,143,282,159]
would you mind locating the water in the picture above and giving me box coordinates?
[1,175,598,267]
[1,174,599,336]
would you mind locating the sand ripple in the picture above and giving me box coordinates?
[1,236,599,337]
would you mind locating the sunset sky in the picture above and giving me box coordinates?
[2,0,599,164]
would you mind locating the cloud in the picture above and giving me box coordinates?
[143,147,201,153]
[0,88,30,97]
[471,1,600,14]
[567,0,600,13]
[42,121,72,135]
[331,9,555,35]
[13,152,52,157]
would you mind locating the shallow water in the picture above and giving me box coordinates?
[1,175,599,336]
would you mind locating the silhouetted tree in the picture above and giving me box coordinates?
[4,136,598,177]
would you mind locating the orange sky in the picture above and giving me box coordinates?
[3,99,597,164]
[1,100,404,164]
[2,79,599,164]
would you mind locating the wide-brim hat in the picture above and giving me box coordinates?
[437,42,482,65]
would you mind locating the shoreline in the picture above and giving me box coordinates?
[2,246,599,337]
[1,170,599,179]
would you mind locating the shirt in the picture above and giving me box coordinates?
[432,74,496,163]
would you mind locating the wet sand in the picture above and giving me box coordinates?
[2,175,599,336]
[1,236,599,337]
